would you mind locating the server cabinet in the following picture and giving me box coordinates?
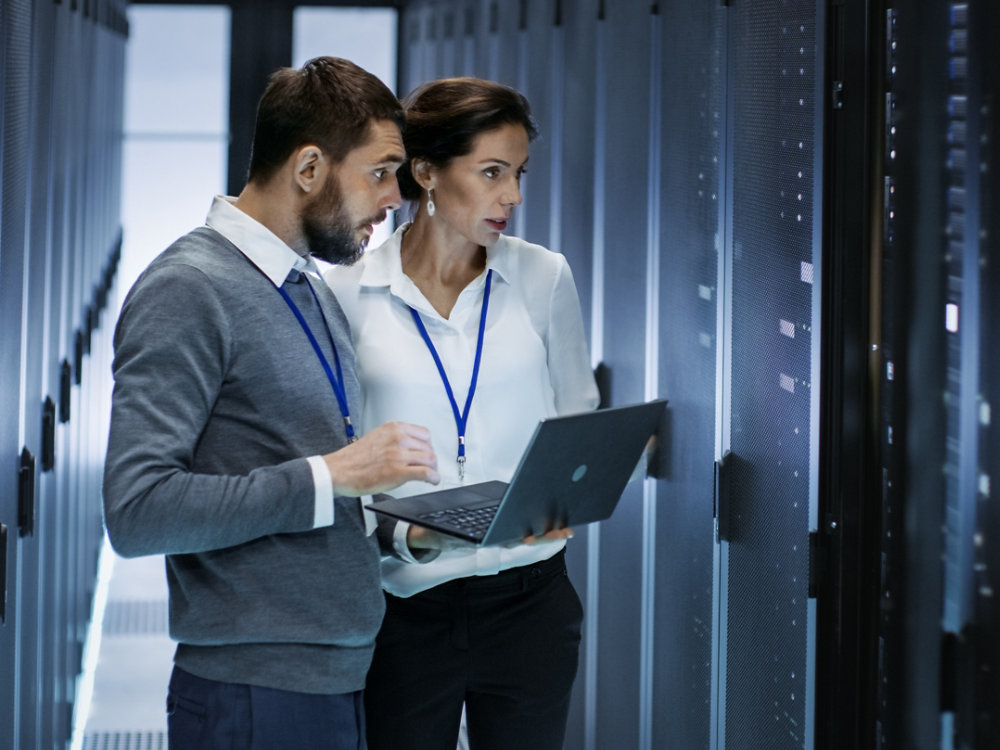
[717,1,823,747]
[942,3,999,747]
[654,1,725,748]
[962,6,1000,746]
[1,2,36,747]
[589,2,659,746]
[874,4,950,747]
[29,3,68,745]
[398,1,820,748]
[1,2,126,748]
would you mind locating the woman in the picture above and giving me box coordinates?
[325,77,599,750]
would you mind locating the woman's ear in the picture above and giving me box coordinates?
[412,158,436,191]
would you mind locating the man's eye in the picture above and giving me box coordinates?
[374,169,387,180]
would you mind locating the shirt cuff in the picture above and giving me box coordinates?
[392,520,423,563]
[307,455,334,528]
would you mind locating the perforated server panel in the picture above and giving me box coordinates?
[0,2,127,748]
[719,1,822,747]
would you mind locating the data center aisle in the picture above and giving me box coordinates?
[80,547,172,750]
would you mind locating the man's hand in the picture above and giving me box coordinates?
[323,421,439,496]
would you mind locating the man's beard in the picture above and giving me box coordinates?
[302,174,381,266]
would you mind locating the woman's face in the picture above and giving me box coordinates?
[428,123,530,248]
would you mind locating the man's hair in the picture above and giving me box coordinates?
[246,56,404,184]
[396,77,538,201]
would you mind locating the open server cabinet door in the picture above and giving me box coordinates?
[819,0,1000,748]
[876,0,1000,748]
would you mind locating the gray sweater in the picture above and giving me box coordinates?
[103,227,382,694]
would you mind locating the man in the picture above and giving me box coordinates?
[103,57,439,749]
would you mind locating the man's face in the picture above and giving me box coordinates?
[302,119,404,265]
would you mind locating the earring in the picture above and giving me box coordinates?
[426,189,436,217]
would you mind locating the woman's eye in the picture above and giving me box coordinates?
[484,168,500,179]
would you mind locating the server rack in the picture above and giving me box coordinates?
[0,2,126,749]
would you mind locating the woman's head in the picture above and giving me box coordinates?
[397,77,538,201]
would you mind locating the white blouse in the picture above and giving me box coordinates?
[324,224,599,597]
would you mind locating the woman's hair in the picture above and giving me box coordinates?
[397,77,538,200]
[247,56,404,184]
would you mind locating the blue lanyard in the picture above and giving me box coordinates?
[276,273,357,442]
[408,269,493,480]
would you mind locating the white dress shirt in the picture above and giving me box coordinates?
[324,224,600,597]
[205,195,337,529]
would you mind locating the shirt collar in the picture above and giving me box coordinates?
[205,195,317,285]
[360,222,513,291]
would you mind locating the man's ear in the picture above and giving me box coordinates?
[412,159,436,191]
[294,145,325,193]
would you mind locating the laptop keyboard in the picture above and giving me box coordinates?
[419,503,500,538]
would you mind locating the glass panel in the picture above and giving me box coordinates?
[293,6,397,80]
[121,5,231,295]
[125,7,229,135]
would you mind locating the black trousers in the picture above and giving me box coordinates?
[364,549,583,750]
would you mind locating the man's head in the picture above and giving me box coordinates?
[248,56,403,185]
[246,57,405,264]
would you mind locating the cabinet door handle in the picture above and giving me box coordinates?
[18,447,36,537]
[42,397,56,472]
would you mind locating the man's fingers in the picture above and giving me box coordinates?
[324,421,439,496]
[386,420,433,444]
[398,464,441,486]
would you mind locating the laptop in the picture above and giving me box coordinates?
[369,399,667,545]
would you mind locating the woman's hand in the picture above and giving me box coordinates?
[522,528,575,545]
